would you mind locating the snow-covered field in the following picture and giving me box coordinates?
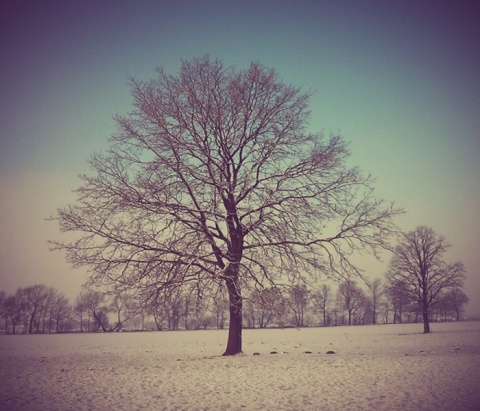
[1,321,479,411]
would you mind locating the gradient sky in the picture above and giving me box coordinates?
[1,1,479,315]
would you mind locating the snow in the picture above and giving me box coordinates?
[1,322,479,410]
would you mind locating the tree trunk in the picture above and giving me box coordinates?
[80,312,84,332]
[223,275,243,356]
[422,308,430,333]
[93,311,108,332]
[29,311,36,334]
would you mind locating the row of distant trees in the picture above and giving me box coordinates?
[0,285,71,334]
[245,278,469,328]
[0,276,468,335]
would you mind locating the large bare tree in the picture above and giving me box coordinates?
[387,226,465,333]
[52,57,400,355]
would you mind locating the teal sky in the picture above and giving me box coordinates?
[1,1,479,314]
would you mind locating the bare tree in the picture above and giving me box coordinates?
[312,284,332,326]
[0,291,6,332]
[387,226,465,333]
[442,287,469,321]
[77,290,110,332]
[384,279,409,324]
[50,292,72,333]
[243,298,256,328]
[358,293,373,325]
[337,279,365,325]
[74,293,88,332]
[146,287,184,331]
[123,297,149,331]
[0,291,9,333]
[52,56,401,355]
[182,286,210,330]
[110,293,134,332]
[248,287,285,328]
[381,300,391,324]
[17,285,49,334]
[289,284,310,327]
[367,278,383,325]
[41,287,58,333]
[212,286,229,329]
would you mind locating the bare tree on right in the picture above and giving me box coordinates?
[387,226,466,333]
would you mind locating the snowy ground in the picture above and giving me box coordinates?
[1,321,479,411]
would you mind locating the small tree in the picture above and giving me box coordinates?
[260,287,286,328]
[17,285,49,334]
[337,279,365,325]
[52,57,401,354]
[387,226,465,333]
[74,293,88,332]
[2,294,25,334]
[182,287,210,330]
[50,293,72,333]
[289,284,310,327]
[0,291,7,333]
[77,290,110,332]
[110,293,134,332]
[385,279,410,323]
[367,278,383,325]
[213,285,229,329]
[443,287,469,321]
[312,284,331,326]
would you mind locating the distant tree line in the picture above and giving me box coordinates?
[0,276,468,335]
[0,285,72,334]
[245,278,469,328]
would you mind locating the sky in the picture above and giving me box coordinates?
[1,1,479,315]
